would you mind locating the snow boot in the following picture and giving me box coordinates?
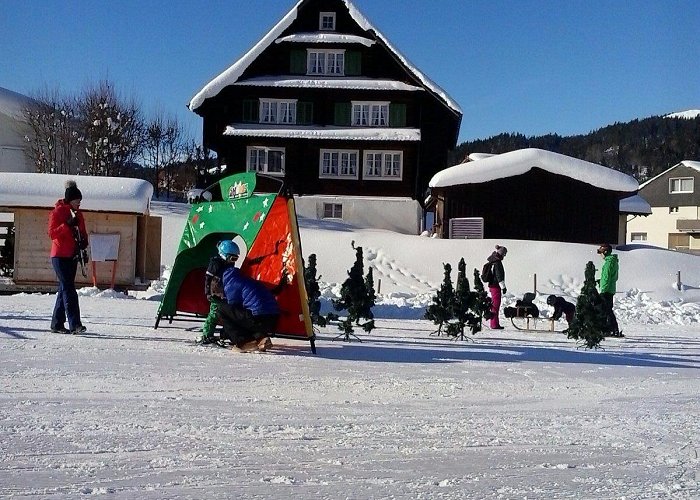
[70,325,87,335]
[51,326,70,334]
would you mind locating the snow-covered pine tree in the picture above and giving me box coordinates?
[473,267,494,326]
[565,260,607,349]
[424,262,454,335]
[331,243,375,340]
[445,258,479,340]
[303,253,326,327]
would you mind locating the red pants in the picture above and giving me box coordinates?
[489,286,502,328]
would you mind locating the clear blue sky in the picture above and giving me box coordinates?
[1,0,697,144]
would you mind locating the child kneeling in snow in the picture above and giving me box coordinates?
[546,295,575,325]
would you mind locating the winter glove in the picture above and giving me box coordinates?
[67,216,79,227]
[501,287,507,294]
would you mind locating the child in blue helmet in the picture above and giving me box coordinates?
[197,239,240,344]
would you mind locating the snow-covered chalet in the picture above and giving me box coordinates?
[188,0,462,234]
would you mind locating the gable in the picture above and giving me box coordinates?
[188,0,461,116]
[639,162,700,207]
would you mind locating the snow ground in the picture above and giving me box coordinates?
[1,201,699,499]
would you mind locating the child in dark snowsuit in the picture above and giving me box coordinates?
[546,295,575,324]
[198,240,240,344]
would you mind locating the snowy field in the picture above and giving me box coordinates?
[1,201,699,498]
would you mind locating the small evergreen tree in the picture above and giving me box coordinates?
[565,261,607,349]
[303,253,326,327]
[424,263,454,335]
[445,258,480,340]
[472,267,494,327]
[331,243,375,340]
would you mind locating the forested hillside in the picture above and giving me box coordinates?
[450,115,700,181]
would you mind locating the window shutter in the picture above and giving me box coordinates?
[334,102,351,126]
[242,100,259,122]
[290,49,307,74]
[297,102,313,125]
[345,51,361,75]
[389,103,406,127]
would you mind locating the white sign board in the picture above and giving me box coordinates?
[89,233,120,262]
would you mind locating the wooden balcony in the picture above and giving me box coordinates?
[676,219,700,232]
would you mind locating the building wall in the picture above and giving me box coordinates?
[626,206,700,249]
[0,113,33,173]
[294,195,422,234]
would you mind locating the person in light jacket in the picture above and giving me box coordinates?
[486,245,508,329]
[47,180,88,334]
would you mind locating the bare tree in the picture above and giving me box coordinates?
[142,111,186,198]
[185,140,218,188]
[77,80,144,176]
[24,87,80,174]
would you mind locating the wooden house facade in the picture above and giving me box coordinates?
[0,173,161,291]
[189,0,462,234]
[427,149,639,244]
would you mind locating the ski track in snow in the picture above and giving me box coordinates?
[1,294,700,499]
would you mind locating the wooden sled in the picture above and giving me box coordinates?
[510,315,566,333]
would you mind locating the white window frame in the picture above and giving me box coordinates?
[259,99,297,125]
[630,232,647,242]
[247,146,285,176]
[323,203,343,219]
[319,149,359,179]
[669,177,694,194]
[364,150,403,181]
[352,101,389,127]
[319,12,336,31]
[307,49,345,75]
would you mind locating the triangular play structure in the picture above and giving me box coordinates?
[155,173,315,352]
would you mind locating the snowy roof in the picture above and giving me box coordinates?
[275,32,375,46]
[188,0,461,115]
[429,148,639,193]
[0,173,153,214]
[619,194,651,215]
[223,124,420,141]
[467,153,495,161]
[234,76,423,92]
[0,87,37,121]
[639,160,700,188]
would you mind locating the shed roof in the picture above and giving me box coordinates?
[188,0,461,115]
[619,194,652,215]
[0,173,153,214]
[429,148,639,193]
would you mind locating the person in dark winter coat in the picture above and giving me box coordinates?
[47,180,88,334]
[485,245,508,329]
[197,239,239,344]
[546,295,576,324]
[217,265,282,352]
[597,243,622,336]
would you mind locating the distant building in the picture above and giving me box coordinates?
[626,161,700,253]
[0,87,35,173]
[426,148,639,244]
[188,0,462,234]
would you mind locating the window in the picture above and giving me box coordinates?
[259,99,297,124]
[307,49,344,75]
[669,177,694,194]
[323,203,343,219]
[669,206,679,213]
[247,146,285,175]
[319,149,359,179]
[352,102,389,126]
[319,12,336,30]
[364,150,403,180]
[630,232,647,242]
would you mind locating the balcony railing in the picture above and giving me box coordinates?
[676,219,700,232]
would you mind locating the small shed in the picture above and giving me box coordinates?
[426,148,639,244]
[0,173,161,291]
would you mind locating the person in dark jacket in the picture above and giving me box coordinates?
[546,295,576,324]
[47,180,88,334]
[486,245,508,329]
[218,263,282,352]
[197,239,239,344]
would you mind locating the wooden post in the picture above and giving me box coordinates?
[377,278,382,294]
[533,273,537,294]
[677,271,682,291]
